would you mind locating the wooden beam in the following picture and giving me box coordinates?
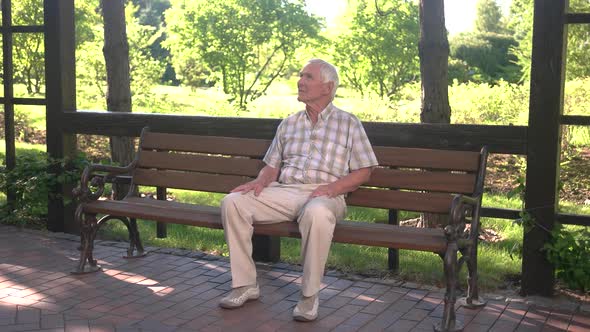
[565,13,590,24]
[556,213,590,227]
[561,115,590,126]
[44,0,78,233]
[0,97,46,105]
[480,207,521,220]
[61,112,528,154]
[0,25,44,33]
[522,0,568,297]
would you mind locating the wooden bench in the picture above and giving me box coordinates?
[73,127,488,331]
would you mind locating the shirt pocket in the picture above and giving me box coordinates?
[320,141,350,177]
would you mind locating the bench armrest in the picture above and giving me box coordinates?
[448,193,483,244]
[72,162,135,203]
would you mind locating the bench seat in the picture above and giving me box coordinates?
[83,197,448,253]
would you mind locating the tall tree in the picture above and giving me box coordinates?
[475,0,503,34]
[76,1,164,108]
[101,0,135,167]
[419,0,450,124]
[419,0,450,229]
[165,0,322,109]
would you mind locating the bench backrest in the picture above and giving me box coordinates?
[133,129,487,214]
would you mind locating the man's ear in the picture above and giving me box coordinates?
[324,81,334,96]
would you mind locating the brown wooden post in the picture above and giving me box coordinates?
[388,209,399,271]
[156,187,168,238]
[252,235,280,263]
[44,0,78,233]
[1,0,16,209]
[522,0,568,296]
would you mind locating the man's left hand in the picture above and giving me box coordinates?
[309,184,338,199]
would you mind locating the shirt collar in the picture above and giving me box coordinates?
[306,103,334,122]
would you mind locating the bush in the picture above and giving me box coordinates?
[0,109,44,144]
[0,150,88,228]
[450,32,522,84]
[449,81,529,125]
[544,224,590,291]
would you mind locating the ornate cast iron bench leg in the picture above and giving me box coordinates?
[457,224,486,309]
[72,210,101,274]
[435,226,463,332]
[125,218,145,258]
[94,215,147,259]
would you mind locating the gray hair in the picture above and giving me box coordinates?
[306,59,339,100]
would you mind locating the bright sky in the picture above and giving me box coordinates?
[306,0,512,36]
[444,0,511,35]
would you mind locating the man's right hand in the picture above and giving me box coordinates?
[231,165,279,196]
[230,179,268,196]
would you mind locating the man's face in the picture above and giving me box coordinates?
[297,63,332,104]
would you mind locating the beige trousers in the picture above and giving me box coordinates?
[220,182,346,297]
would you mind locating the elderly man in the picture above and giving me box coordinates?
[219,59,378,321]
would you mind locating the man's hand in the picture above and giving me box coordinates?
[309,183,338,199]
[231,179,267,196]
[231,165,280,196]
[308,167,373,200]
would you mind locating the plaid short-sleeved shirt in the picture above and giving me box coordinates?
[263,103,378,185]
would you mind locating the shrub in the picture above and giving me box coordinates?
[0,150,88,228]
[544,224,590,291]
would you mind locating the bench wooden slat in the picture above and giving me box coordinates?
[82,197,447,253]
[133,169,455,214]
[367,167,476,194]
[133,168,251,193]
[373,146,481,171]
[138,150,265,177]
[137,151,475,194]
[346,188,454,214]
[142,132,270,157]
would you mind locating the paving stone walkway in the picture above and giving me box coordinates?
[0,224,589,331]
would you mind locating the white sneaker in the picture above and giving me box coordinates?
[293,293,319,322]
[219,284,260,309]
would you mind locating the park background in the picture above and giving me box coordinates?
[1,0,589,294]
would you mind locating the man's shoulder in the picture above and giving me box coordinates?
[284,110,306,120]
[330,106,361,123]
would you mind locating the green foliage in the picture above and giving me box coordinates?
[130,0,176,83]
[508,0,590,81]
[447,58,473,84]
[475,0,504,34]
[333,0,419,100]
[0,109,38,143]
[503,163,590,292]
[164,0,322,109]
[450,32,521,83]
[0,150,88,228]
[544,224,590,291]
[126,2,166,106]
[12,0,45,95]
[449,80,529,125]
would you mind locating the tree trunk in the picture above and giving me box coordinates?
[102,0,135,198]
[418,0,450,228]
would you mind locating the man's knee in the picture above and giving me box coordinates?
[299,200,338,227]
[221,192,247,226]
[221,192,247,210]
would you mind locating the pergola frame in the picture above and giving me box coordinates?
[1,0,588,296]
